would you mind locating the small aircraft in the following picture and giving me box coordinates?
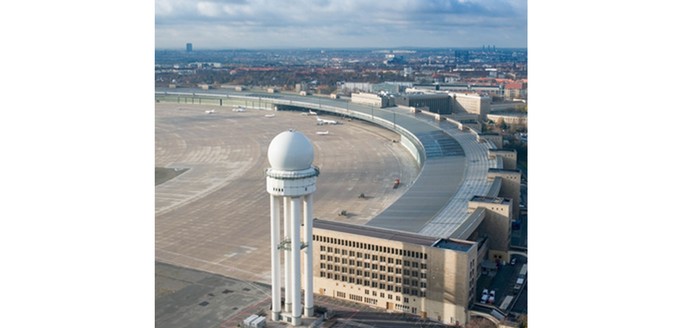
[232,106,246,112]
[264,114,276,118]
[316,131,329,135]
[301,110,317,116]
[205,109,215,114]
[316,117,338,125]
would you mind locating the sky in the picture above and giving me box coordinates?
[155,0,527,49]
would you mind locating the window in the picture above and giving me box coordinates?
[379,265,385,272]
[342,258,347,264]
[320,255,326,260]
[327,247,333,253]
[349,268,355,275]
[396,296,401,301]
[420,282,427,288]
[320,263,326,269]
[396,268,402,274]
[379,283,385,289]
[349,260,355,266]
[342,249,348,255]
[349,251,355,257]
[421,273,426,279]
[404,261,410,267]
[421,263,427,269]
[388,294,393,300]
[380,256,386,262]
[387,267,394,273]
[388,258,394,264]
[365,289,370,295]
[320,245,326,252]
[320,272,326,278]
[395,277,402,284]
[372,255,378,261]
[372,291,377,296]
[379,274,386,281]
[380,292,385,298]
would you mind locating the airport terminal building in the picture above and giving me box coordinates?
[310,220,478,326]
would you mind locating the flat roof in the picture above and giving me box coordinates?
[489,148,517,153]
[314,219,440,247]
[432,239,474,252]
[488,168,521,173]
[470,195,511,204]
[315,219,473,252]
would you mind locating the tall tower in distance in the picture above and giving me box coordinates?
[266,130,319,326]
[186,43,193,52]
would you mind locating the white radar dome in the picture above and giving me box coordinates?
[267,130,314,171]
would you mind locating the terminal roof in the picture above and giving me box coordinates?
[469,195,511,204]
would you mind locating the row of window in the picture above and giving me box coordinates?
[318,260,427,277]
[313,235,428,260]
[318,251,428,268]
[319,265,426,284]
[320,272,426,296]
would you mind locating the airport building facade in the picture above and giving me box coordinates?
[309,220,478,326]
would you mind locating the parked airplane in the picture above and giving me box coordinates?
[301,110,317,116]
[205,109,215,114]
[232,106,246,112]
[316,131,329,135]
[265,114,276,118]
[316,117,338,125]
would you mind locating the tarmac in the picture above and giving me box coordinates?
[155,102,422,327]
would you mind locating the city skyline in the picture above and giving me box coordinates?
[155,0,527,49]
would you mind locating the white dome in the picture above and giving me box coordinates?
[267,130,314,171]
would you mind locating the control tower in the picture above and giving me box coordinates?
[266,130,319,325]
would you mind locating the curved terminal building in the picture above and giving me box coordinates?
[156,88,523,326]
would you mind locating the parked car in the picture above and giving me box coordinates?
[510,257,517,266]
[481,288,489,303]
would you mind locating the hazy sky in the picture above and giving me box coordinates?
[155,0,527,49]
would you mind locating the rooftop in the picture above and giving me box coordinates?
[314,219,440,247]
[469,195,511,204]
[314,219,474,252]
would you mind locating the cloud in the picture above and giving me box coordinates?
[155,0,526,48]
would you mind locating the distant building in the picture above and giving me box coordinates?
[186,43,193,52]
[450,93,491,120]
[395,93,451,114]
[351,92,389,108]
[502,82,527,100]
